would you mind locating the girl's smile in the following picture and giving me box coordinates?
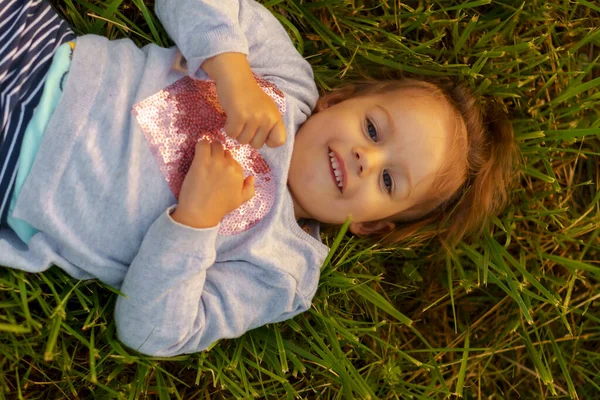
[289,88,460,235]
[328,148,346,192]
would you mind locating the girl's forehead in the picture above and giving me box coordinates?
[346,88,452,124]
[384,90,460,211]
[379,88,449,109]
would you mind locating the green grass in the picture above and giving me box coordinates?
[1,0,599,398]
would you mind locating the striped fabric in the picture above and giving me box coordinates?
[0,0,75,224]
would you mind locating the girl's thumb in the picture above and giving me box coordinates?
[242,175,255,202]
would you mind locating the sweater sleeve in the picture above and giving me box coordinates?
[113,208,309,356]
[155,0,319,117]
[155,0,249,76]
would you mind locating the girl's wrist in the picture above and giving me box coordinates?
[201,52,253,84]
[170,208,219,229]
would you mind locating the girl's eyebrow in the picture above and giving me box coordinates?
[375,104,395,132]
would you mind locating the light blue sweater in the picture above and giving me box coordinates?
[0,0,329,356]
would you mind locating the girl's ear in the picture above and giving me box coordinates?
[349,220,395,236]
[314,95,333,112]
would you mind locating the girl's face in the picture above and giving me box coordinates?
[288,88,457,235]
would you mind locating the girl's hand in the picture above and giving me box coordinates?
[171,140,255,229]
[201,53,286,149]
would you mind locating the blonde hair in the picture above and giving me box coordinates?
[315,77,518,245]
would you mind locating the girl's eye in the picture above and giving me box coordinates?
[366,119,378,141]
[382,170,393,194]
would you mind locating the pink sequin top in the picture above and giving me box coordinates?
[133,76,286,236]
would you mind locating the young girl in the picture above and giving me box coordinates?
[0,0,516,356]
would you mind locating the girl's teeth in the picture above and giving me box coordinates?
[329,150,343,190]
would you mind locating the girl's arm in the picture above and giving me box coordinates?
[201,53,287,148]
[114,141,312,356]
[155,0,318,146]
[155,0,249,79]
[156,0,287,148]
[114,212,311,356]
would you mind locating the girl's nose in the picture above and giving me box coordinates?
[353,147,379,177]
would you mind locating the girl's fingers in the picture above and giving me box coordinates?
[241,175,255,202]
[210,140,225,157]
[225,116,244,140]
[266,121,286,148]
[194,139,211,161]
[249,124,271,149]
[236,120,259,145]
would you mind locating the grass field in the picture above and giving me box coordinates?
[1,0,599,398]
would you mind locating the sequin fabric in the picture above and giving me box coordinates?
[132,76,286,236]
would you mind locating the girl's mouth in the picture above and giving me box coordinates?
[328,148,346,193]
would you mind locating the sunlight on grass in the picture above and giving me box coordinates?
[1,0,599,398]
